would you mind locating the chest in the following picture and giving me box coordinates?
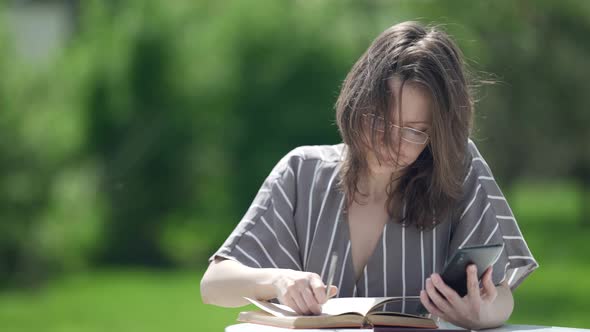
[346,201,390,282]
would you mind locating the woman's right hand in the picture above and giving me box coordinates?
[271,269,338,315]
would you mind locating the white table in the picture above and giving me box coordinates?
[226,323,589,332]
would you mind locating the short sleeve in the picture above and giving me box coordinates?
[447,140,539,291]
[207,148,303,271]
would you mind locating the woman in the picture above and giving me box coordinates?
[200,21,538,330]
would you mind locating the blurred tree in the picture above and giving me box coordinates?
[0,1,103,287]
[1,0,590,288]
[467,0,590,225]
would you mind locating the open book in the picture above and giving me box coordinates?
[238,296,439,329]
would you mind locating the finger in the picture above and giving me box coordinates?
[302,287,322,315]
[290,291,312,315]
[282,295,304,315]
[430,273,461,306]
[420,289,445,318]
[309,277,327,304]
[482,266,497,302]
[466,264,481,302]
[425,278,451,313]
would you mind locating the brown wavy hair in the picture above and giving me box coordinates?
[335,21,475,230]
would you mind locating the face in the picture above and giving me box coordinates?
[366,77,433,175]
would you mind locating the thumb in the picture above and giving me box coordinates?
[328,285,338,298]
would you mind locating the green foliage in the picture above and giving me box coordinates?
[0,0,589,292]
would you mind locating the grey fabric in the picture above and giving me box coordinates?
[208,140,538,311]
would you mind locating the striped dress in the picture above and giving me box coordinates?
[208,139,538,312]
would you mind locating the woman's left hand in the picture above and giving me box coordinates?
[419,264,497,330]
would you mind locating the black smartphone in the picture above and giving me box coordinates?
[439,243,504,296]
[416,243,504,315]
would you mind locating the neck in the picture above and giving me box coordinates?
[357,168,401,204]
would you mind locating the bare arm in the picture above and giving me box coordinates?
[478,280,514,329]
[200,257,338,315]
[200,257,280,307]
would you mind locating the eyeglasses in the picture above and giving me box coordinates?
[361,113,430,145]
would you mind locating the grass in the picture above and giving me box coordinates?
[0,269,256,332]
[0,181,589,331]
[505,181,590,328]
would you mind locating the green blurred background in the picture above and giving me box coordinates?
[1,0,589,331]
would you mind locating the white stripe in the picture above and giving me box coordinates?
[499,191,533,265]
[320,196,345,279]
[286,165,295,179]
[304,161,321,269]
[240,219,255,226]
[235,244,262,268]
[401,226,406,313]
[499,262,511,284]
[420,230,425,289]
[330,145,340,155]
[337,241,351,295]
[382,224,388,296]
[508,267,519,285]
[460,184,482,220]
[472,157,488,166]
[503,236,524,240]
[245,231,278,268]
[509,255,536,261]
[228,219,254,240]
[260,216,302,270]
[473,157,492,173]
[273,206,300,250]
[259,188,271,193]
[364,266,368,297]
[353,284,357,297]
[497,215,516,222]
[276,182,293,211]
[432,226,436,272]
[491,246,504,267]
[484,223,499,245]
[317,148,326,161]
[310,166,341,261]
[479,176,494,181]
[488,195,506,201]
[252,203,268,211]
[299,149,306,160]
[458,202,491,249]
[462,165,473,185]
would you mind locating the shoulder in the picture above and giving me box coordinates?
[291,144,346,163]
[267,143,346,182]
[460,139,503,204]
[280,144,345,167]
[464,139,493,181]
[467,139,488,162]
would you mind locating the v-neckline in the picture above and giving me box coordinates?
[338,196,390,288]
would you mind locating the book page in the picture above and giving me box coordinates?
[244,298,300,317]
[321,297,396,316]
[244,296,411,318]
